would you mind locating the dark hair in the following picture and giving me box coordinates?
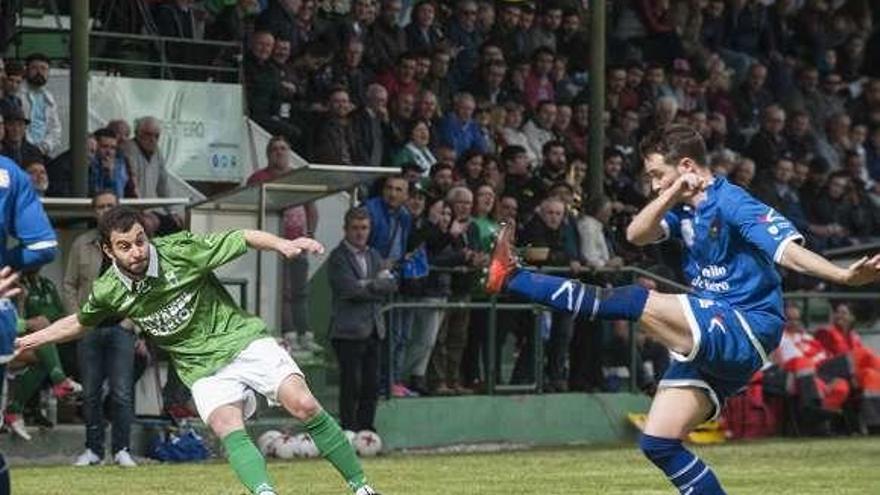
[429,162,454,176]
[91,189,118,206]
[93,127,117,141]
[542,140,565,156]
[344,207,371,228]
[25,53,50,65]
[501,145,527,163]
[4,60,23,76]
[266,135,290,155]
[639,124,707,167]
[583,194,609,216]
[98,206,144,247]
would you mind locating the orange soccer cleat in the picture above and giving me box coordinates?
[485,222,519,294]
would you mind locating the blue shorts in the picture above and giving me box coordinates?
[659,294,783,420]
[0,298,18,364]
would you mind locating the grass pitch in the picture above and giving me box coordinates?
[12,437,880,494]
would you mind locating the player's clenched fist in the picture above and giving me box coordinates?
[277,237,325,259]
[670,172,706,201]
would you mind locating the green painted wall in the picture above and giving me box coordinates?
[375,393,651,450]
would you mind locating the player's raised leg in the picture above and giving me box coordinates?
[277,374,379,495]
[207,402,277,495]
[486,223,695,356]
[641,388,726,494]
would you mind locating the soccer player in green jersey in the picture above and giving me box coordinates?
[15,207,381,495]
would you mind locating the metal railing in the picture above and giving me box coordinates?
[377,265,880,399]
[12,27,242,81]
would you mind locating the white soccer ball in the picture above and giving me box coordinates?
[295,433,320,458]
[257,430,284,457]
[354,430,383,457]
[273,435,299,460]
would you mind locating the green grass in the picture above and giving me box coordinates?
[12,437,880,494]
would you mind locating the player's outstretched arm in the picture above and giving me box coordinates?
[778,241,880,286]
[243,229,325,260]
[15,314,91,354]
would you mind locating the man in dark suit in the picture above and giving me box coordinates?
[328,207,397,432]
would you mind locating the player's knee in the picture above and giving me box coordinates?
[638,433,680,463]
[286,393,321,421]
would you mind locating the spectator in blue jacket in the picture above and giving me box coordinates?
[88,128,130,199]
[364,175,412,268]
[437,92,488,156]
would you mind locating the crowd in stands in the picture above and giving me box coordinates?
[6,0,880,447]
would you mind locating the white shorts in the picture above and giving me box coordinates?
[191,337,303,423]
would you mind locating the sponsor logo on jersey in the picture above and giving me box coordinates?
[700,265,727,278]
[759,208,783,224]
[133,291,196,337]
[708,315,727,334]
[0,169,9,188]
[690,276,730,293]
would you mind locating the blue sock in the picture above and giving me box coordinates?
[505,270,649,321]
[639,434,726,494]
[0,453,9,495]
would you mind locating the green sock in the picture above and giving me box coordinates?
[221,430,275,495]
[36,344,66,384]
[8,366,48,414]
[305,410,368,492]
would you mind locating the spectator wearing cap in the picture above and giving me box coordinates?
[437,92,487,156]
[19,53,61,157]
[522,99,556,162]
[88,128,130,199]
[1,107,45,167]
[122,116,170,199]
[392,119,436,175]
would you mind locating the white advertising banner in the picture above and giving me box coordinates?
[87,75,245,182]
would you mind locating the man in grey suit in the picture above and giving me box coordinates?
[328,207,398,432]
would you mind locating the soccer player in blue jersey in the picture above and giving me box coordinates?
[0,155,58,491]
[485,124,880,494]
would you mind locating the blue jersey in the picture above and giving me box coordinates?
[660,176,802,320]
[0,156,56,360]
[0,157,57,270]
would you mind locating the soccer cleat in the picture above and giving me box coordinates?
[355,486,381,495]
[485,222,519,294]
[4,413,32,441]
[52,377,83,399]
[73,449,102,466]
[113,448,138,467]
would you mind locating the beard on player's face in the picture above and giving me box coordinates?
[106,225,150,278]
